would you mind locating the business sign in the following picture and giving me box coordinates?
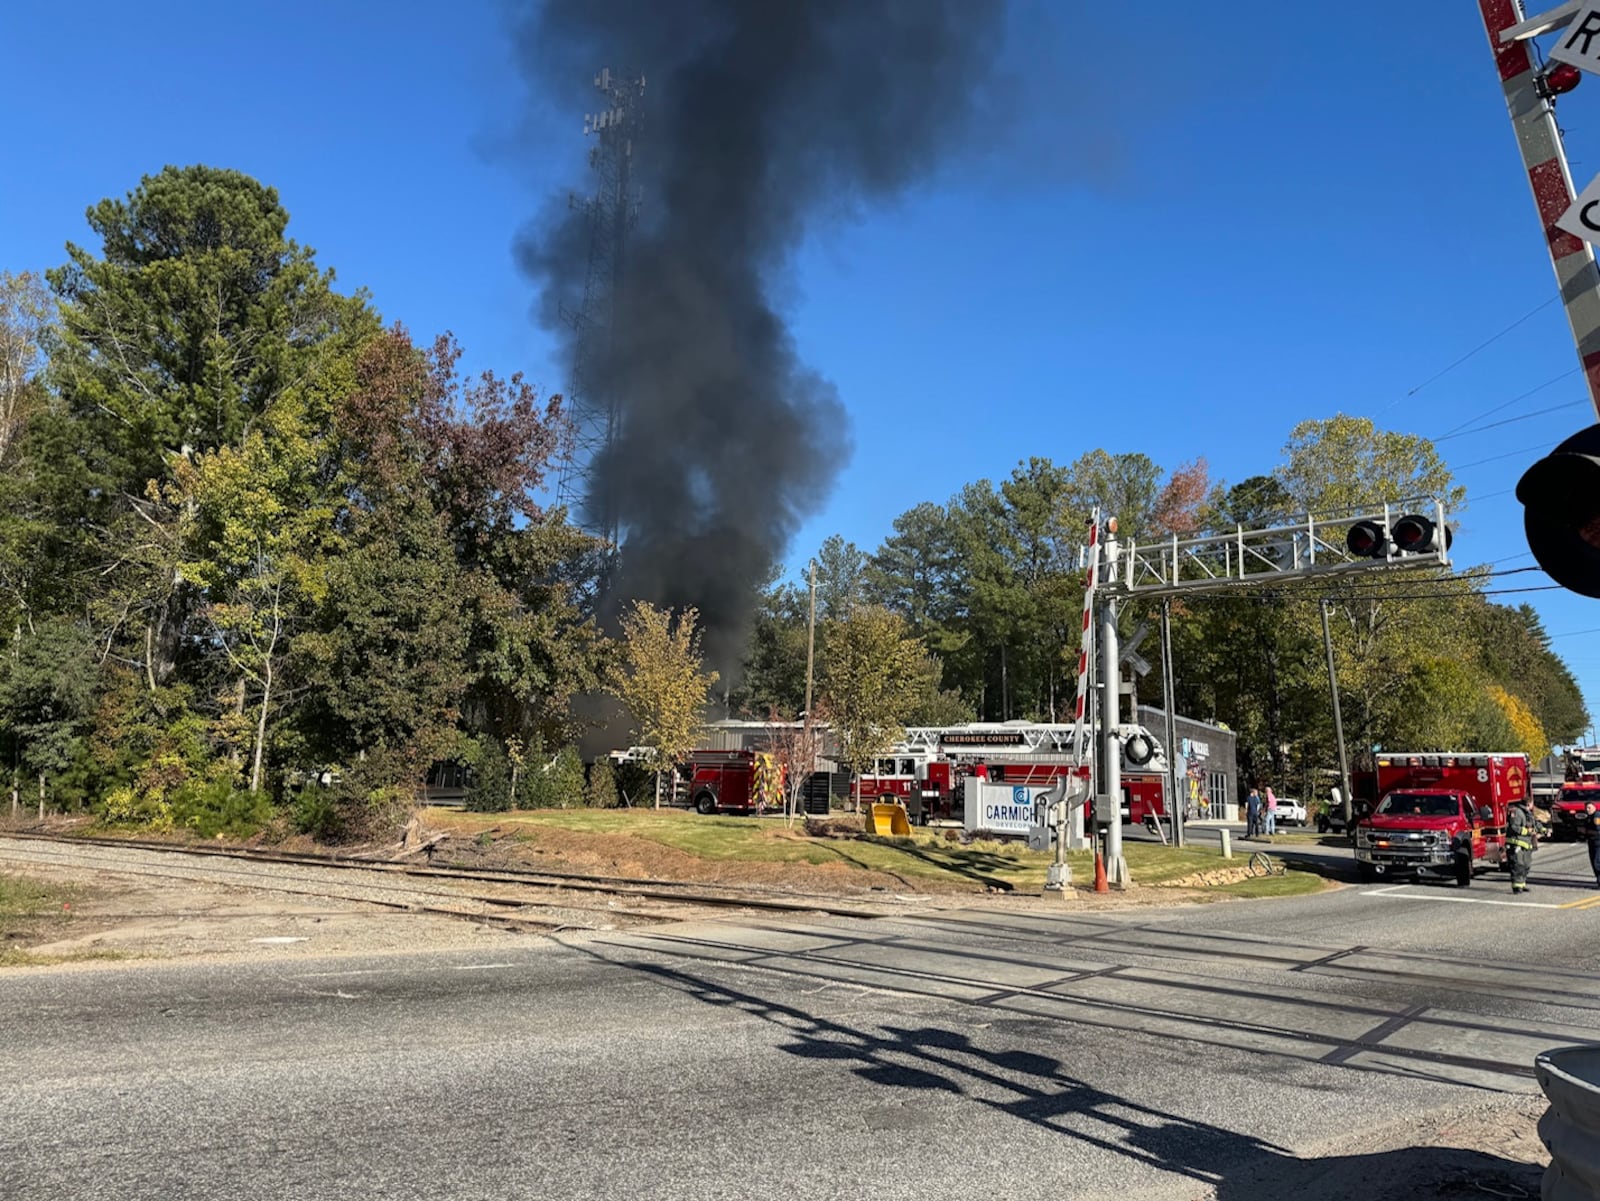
[965,781,1050,836]
[1549,4,1600,75]
[1559,172,1600,246]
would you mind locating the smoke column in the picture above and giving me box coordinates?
[517,0,1008,672]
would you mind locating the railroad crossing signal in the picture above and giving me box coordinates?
[1517,423,1600,597]
[1344,514,1452,560]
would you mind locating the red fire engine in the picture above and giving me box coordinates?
[678,750,783,815]
[852,722,1168,827]
[1352,752,1529,885]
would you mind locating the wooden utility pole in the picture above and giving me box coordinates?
[1321,600,1354,826]
[800,559,818,818]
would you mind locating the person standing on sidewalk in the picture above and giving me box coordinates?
[1584,801,1600,889]
[1245,787,1262,838]
[1264,786,1279,837]
[1506,795,1536,894]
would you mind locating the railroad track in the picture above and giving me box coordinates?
[0,831,896,926]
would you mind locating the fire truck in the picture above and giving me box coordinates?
[678,750,783,815]
[1550,780,1600,840]
[1352,752,1529,886]
[852,721,1168,829]
[1565,746,1600,782]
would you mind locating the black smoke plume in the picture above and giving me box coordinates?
[517,0,1008,673]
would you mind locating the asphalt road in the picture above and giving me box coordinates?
[5,841,1599,1201]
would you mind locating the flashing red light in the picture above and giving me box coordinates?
[1346,520,1387,558]
[1544,63,1583,97]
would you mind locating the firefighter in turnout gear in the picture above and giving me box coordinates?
[1585,801,1600,889]
[1507,795,1536,894]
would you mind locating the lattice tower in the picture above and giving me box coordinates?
[555,67,645,550]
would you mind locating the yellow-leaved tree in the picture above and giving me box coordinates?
[1488,685,1549,763]
[607,601,719,808]
[822,604,925,810]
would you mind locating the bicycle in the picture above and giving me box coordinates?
[1246,851,1286,877]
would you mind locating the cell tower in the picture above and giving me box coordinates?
[556,67,645,551]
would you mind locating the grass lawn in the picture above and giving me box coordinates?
[0,874,89,966]
[425,807,1326,897]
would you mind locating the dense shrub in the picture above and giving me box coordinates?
[585,757,618,808]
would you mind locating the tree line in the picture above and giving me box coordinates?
[736,431,1587,795]
[0,167,1585,838]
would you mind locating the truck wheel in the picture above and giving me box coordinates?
[1357,863,1379,883]
[1454,855,1472,888]
[694,792,717,815]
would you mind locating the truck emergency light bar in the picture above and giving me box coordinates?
[1377,754,1496,768]
[1100,499,1453,598]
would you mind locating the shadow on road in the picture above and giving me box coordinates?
[596,951,1543,1198]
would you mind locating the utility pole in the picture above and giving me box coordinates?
[801,559,817,818]
[1159,598,1184,847]
[1320,600,1354,827]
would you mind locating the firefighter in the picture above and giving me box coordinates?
[1506,794,1536,894]
[1585,801,1600,889]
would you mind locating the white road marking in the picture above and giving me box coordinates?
[291,968,390,978]
[1362,888,1565,909]
[450,962,518,971]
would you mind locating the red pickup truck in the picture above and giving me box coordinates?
[1551,781,1600,840]
[1353,753,1529,886]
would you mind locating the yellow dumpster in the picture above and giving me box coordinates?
[867,802,912,837]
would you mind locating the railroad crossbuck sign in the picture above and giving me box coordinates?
[1558,172,1600,246]
[1549,3,1600,74]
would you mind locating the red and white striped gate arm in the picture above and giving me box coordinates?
[1068,511,1100,766]
[1481,0,1600,418]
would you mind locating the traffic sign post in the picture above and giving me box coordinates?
[1480,0,1600,415]
[1547,1,1600,73]
[1557,173,1600,245]
[1482,3,1600,590]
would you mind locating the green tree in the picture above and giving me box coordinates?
[293,497,473,811]
[26,166,374,723]
[546,745,586,808]
[0,270,52,467]
[1469,602,1587,745]
[607,601,719,806]
[585,756,618,808]
[47,166,374,495]
[0,619,98,817]
[821,604,924,806]
[1061,450,1164,540]
[866,501,961,635]
[1277,415,1471,766]
[903,651,974,726]
[814,534,868,619]
[733,570,810,718]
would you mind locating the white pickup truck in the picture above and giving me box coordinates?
[1272,796,1308,826]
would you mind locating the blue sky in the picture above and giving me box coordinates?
[7,1,1600,737]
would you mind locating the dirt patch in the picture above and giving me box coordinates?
[1240,1094,1549,1201]
[436,821,932,894]
[0,860,608,965]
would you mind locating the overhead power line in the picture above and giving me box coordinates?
[1395,294,1559,403]
[1451,442,1551,471]
[1431,398,1589,444]
[1434,367,1578,438]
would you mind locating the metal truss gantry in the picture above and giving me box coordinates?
[1101,499,1453,599]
